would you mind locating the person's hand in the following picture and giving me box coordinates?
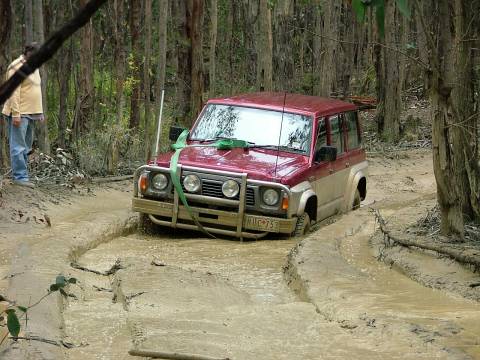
[12,116,21,128]
[39,114,46,123]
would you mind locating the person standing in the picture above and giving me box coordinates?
[2,43,44,188]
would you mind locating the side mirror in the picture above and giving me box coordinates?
[315,146,337,162]
[169,126,187,142]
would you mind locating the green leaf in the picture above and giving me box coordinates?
[352,0,366,21]
[375,2,385,37]
[6,310,20,337]
[56,275,66,287]
[50,284,60,292]
[68,278,77,284]
[16,306,27,313]
[395,0,411,18]
[59,289,67,297]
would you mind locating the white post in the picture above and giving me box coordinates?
[154,89,165,162]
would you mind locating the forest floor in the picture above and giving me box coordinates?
[0,148,479,359]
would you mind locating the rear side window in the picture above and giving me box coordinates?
[315,118,327,152]
[346,112,361,150]
[329,115,345,155]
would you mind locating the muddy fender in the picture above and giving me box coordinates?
[343,165,367,212]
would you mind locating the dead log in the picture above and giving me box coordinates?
[128,349,231,360]
[91,175,133,183]
[372,209,480,269]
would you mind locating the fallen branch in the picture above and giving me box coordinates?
[71,259,123,276]
[11,335,75,348]
[128,349,231,360]
[372,209,480,269]
[91,175,133,183]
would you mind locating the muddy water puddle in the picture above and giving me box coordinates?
[339,222,480,358]
[64,221,480,359]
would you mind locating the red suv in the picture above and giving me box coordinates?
[132,93,367,239]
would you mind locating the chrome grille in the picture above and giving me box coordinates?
[179,177,255,206]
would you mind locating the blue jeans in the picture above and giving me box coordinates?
[6,115,34,181]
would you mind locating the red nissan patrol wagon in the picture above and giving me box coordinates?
[132,93,367,239]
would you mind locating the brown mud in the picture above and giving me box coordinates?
[2,149,480,359]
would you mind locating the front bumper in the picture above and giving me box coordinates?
[132,197,297,239]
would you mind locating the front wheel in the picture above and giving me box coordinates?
[293,212,311,237]
[138,213,157,234]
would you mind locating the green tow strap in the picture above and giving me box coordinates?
[169,130,250,237]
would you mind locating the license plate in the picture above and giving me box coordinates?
[245,216,279,232]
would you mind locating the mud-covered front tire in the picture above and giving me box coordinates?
[139,213,157,234]
[293,213,311,237]
[352,189,361,210]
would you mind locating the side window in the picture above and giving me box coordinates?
[346,112,360,150]
[329,115,345,155]
[314,118,327,153]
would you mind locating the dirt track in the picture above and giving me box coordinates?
[2,149,480,359]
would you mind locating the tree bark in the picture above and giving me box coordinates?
[114,0,126,125]
[57,1,72,148]
[33,0,50,153]
[143,0,152,159]
[381,0,402,142]
[208,0,217,97]
[188,0,204,119]
[256,0,273,91]
[420,0,480,237]
[155,0,168,121]
[24,0,33,44]
[0,0,11,169]
[172,0,191,122]
[273,0,294,90]
[74,0,94,138]
[129,0,142,129]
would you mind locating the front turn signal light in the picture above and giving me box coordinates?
[282,195,289,210]
[139,174,148,193]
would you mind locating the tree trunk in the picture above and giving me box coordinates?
[256,0,272,91]
[74,0,94,138]
[424,0,480,237]
[57,1,72,148]
[381,0,402,142]
[24,0,33,44]
[188,0,204,119]
[114,0,126,125]
[129,0,142,129]
[0,0,11,169]
[273,0,294,91]
[143,0,152,159]
[208,0,217,97]
[155,0,168,122]
[33,0,50,153]
[172,0,191,122]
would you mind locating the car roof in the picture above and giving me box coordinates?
[207,92,358,117]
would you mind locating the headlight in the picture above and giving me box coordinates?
[183,174,201,193]
[263,189,279,206]
[152,173,168,190]
[222,179,239,198]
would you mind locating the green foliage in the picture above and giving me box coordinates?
[351,0,410,37]
[6,309,20,338]
[1,276,77,343]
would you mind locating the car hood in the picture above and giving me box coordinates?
[154,146,310,184]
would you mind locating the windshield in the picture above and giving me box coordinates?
[190,104,313,154]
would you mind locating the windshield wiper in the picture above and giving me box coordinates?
[249,144,307,154]
[197,137,256,145]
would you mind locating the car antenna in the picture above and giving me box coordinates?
[154,89,165,163]
[274,92,287,179]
